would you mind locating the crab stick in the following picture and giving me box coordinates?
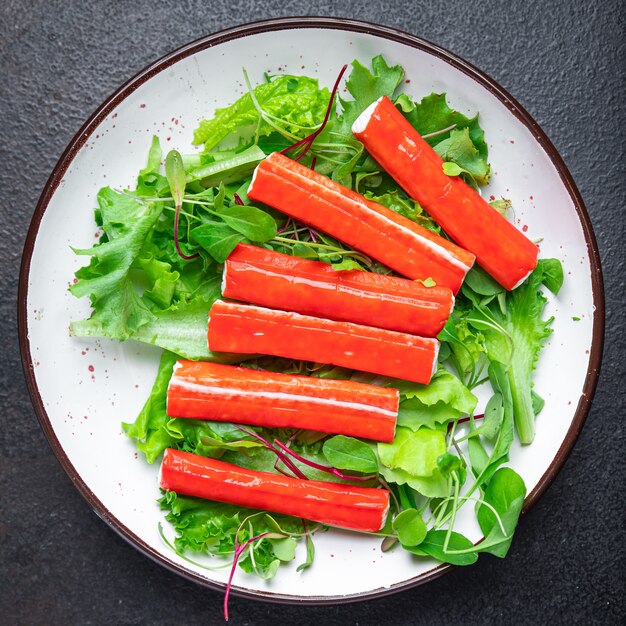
[160,449,390,532]
[223,244,454,336]
[167,361,399,442]
[352,96,538,290]
[207,300,439,384]
[247,152,474,293]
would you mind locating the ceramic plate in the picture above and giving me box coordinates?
[19,17,604,604]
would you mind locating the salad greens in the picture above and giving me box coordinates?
[71,55,562,589]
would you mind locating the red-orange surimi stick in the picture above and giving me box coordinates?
[352,96,538,290]
[223,243,454,336]
[167,360,399,442]
[160,448,390,532]
[207,300,439,385]
[247,152,474,293]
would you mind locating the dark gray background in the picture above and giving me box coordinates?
[2,1,624,624]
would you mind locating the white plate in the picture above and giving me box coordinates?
[19,18,604,604]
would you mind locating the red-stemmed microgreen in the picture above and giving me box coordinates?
[447,413,485,433]
[273,439,377,483]
[165,150,199,260]
[224,531,272,620]
[280,64,348,162]
[233,425,307,479]
[271,235,375,269]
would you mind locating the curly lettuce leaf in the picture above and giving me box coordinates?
[467,260,561,444]
[160,491,306,578]
[131,294,227,360]
[193,75,330,150]
[312,55,404,182]
[70,188,163,340]
[394,368,478,430]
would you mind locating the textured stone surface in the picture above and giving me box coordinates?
[1,1,624,624]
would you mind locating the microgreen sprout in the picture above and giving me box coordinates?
[280,64,348,161]
[165,150,200,260]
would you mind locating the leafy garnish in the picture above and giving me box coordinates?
[70,188,162,340]
[71,55,562,588]
[193,75,330,150]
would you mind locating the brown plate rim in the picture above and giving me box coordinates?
[17,16,605,606]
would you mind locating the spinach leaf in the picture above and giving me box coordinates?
[477,468,526,557]
[190,223,246,262]
[407,530,478,566]
[218,204,277,241]
[322,436,378,474]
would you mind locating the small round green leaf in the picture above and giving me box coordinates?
[392,509,427,547]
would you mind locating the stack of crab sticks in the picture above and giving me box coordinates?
[161,100,539,532]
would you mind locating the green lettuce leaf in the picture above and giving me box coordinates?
[475,260,559,444]
[434,127,490,186]
[333,55,404,137]
[378,426,449,497]
[70,188,163,340]
[312,55,404,182]
[394,368,478,430]
[160,491,307,578]
[131,294,235,361]
[394,92,488,159]
[363,189,440,233]
[193,75,330,150]
[122,350,177,463]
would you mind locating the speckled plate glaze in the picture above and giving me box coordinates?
[19,18,603,604]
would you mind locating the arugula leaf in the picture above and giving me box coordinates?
[394,92,488,159]
[322,436,378,474]
[217,204,277,241]
[463,266,504,297]
[538,258,564,295]
[193,75,330,150]
[333,55,404,137]
[434,127,490,186]
[297,528,316,572]
[70,188,162,340]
